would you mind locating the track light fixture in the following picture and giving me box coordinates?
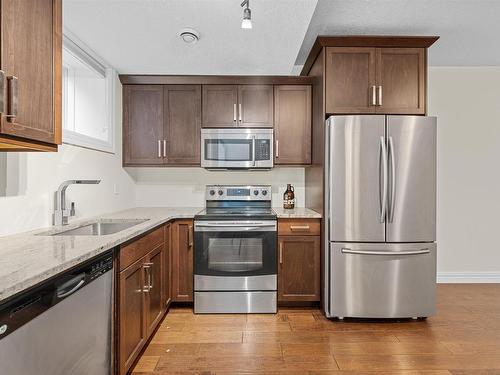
[241,0,252,29]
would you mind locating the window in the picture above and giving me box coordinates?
[63,32,115,153]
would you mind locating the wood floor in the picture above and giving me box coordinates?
[131,284,500,374]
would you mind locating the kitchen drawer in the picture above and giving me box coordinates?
[120,226,165,271]
[278,219,320,236]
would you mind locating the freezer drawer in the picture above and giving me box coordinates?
[329,242,436,319]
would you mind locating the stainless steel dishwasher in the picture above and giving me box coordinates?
[0,250,114,375]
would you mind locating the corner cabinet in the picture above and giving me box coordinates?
[325,46,426,115]
[278,219,321,303]
[123,84,201,166]
[0,0,62,151]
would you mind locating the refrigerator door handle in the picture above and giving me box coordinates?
[388,136,396,223]
[341,248,430,256]
[379,136,388,223]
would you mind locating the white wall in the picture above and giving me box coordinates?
[0,77,136,237]
[429,67,500,281]
[131,167,305,208]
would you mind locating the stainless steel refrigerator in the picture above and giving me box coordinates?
[324,115,437,319]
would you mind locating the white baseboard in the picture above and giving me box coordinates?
[437,272,500,283]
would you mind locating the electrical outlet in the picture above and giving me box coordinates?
[113,183,119,195]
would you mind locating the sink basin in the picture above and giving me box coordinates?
[39,219,149,236]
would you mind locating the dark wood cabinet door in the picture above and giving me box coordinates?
[278,235,320,302]
[0,0,61,145]
[164,85,201,165]
[145,245,164,336]
[171,220,193,302]
[123,85,164,166]
[119,258,146,375]
[237,85,274,127]
[163,224,172,308]
[325,47,376,114]
[274,85,311,165]
[376,48,426,114]
[202,85,237,128]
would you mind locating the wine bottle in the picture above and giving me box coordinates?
[283,184,295,209]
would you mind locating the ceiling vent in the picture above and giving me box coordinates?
[179,28,200,44]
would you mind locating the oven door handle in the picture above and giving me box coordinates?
[194,222,276,232]
[195,223,276,227]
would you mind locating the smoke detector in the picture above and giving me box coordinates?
[179,28,200,44]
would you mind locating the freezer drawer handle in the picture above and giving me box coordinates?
[341,248,430,256]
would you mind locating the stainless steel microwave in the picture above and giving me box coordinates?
[201,128,273,169]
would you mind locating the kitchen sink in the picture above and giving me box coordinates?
[38,219,149,236]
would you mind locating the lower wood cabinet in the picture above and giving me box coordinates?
[278,219,321,303]
[171,219,194,302]
[118,228,165,375]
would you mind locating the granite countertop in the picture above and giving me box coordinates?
[0,206,322,304]
[0,207,202,303]
[273,207,322,219]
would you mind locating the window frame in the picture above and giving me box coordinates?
[62,30,116,154]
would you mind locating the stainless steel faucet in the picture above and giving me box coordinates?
[53,180,101,226]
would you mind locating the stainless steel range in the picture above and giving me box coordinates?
[194,185,277,314]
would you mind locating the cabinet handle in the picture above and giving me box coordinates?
[143,264,151,292]
[371,86,377,106]
[163,139,167,158]
[290,225,310,231]
[144,262,153,290]
[279,242,283,264]
[0,70,5,114]
[6,76,18,121]
[378,86,383,106]
[188,225,193,248]
[275,140,279,158]
[239,103,242,123]
[158,140,162,158]
[233,103,237,122]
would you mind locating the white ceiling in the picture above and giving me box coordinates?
[64,0,500,75]
[63,0,318,75]
[296,0,500,67]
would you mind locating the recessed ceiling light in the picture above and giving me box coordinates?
[241,0,252,29]
[179,28,200,44]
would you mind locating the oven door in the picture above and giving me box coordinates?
[194,220,277,291]
[201,129,273,169]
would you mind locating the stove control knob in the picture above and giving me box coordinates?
[209,190,215,196]
[218,190,224,196]
[253,190,259,196]
[262,190,268,196]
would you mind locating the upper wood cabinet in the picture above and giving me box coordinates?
[274,85,311,165]
[325,47,377,114]
[164,85,201,165]
[123,85,164,166]
[202,85,237,127]
[376,48,425,114]
[238,85,274,127]
[202,84,273,128]
[325,46,426,115]
[0,0,62,151]
[171,219,194,302]
[123,84,201,166]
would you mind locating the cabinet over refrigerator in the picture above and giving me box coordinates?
[324,115,437,319]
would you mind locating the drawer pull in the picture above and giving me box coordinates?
[341,248,430,256]
[290,225,310,231]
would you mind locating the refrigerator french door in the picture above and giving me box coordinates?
[325,115,437,319]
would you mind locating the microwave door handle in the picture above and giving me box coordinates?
[252,136,256,167]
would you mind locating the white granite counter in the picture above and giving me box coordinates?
[0,207,202,303]
[273,207,322,219]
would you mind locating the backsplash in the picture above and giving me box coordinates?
[129,167,305,208]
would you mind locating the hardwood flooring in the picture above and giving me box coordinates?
[131,284,500,374]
